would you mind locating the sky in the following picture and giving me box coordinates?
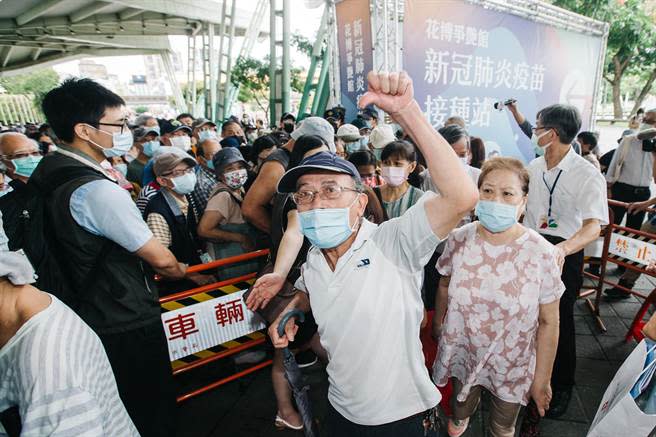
[53,1,325,83]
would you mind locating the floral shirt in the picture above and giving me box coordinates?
[433,222,564,405]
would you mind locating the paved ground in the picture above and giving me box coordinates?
[175,269,655,437]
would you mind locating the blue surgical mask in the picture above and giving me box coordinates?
[346,141,363,154]
[531,129,552,157]
[149,126,161,135]
[198,130,217,142]
[299,203,357,249]
[475,200,518,233]
[206,160,215,171]
[171,171,197,195]
[88,125,134,158]
[11,155,42,178]
[143,140,160,157]
[114,163,128,177]
[360,136,369,148]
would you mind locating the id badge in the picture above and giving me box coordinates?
[199,252,213,264]
[539,214,558,229]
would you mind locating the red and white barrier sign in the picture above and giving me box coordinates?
[161,289,265,361]
[609,232,656,266]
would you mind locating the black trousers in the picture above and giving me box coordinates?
[325,402,437,437]
[542,234,584,389]
[611,182,651,230]
[99,320,177,437]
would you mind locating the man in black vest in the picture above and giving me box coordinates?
[32,78,187,437]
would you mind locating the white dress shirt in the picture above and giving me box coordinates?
[295,193,441,425]
[525,147,609,240]
[606,134,655,187]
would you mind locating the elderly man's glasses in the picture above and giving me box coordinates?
[292,183,361,205]
[163,167,194,178]
[1,150,41,160]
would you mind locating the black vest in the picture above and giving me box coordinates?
[30,151,161,334]
[143,190,202,266]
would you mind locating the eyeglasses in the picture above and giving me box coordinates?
[1,149,41,160]
[531,125,554,133]
[292,183,361,205]
[98,121,129,134]
[163,167,194,178]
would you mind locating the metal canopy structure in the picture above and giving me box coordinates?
[0,0,261,73]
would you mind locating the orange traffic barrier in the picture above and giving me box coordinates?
[158,249,271,403]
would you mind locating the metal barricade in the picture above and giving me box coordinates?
[581,200,656,339]
[157,249,271,403]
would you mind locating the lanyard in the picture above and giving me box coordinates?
[542,169,563,218]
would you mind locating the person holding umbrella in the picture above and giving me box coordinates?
[266,71,479,436]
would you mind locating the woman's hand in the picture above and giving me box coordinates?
[530,379,552,417]
[245,272,286,311]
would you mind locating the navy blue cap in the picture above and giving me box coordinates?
[220,135,241,148]
[160,119,191,135]
[212,147,247,174]
[277,151,362,193]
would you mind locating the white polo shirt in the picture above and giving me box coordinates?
[524,147,608,240]
[295,193,441,426]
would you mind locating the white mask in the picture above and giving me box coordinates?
[381,166,407,187]
[170,135,191,151]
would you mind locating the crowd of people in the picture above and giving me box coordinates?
[0,68,654,437]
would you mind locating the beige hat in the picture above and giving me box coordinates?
[153,152,197,177]
[336,124,362,142]
[369,124,396,149]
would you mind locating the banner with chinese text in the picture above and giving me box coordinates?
[161,289,265,361]
[404,0,605,161]
[336,0,373,122]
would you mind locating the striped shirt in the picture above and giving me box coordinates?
[0,295,139,437]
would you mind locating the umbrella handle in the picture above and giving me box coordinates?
[277,309,306,338]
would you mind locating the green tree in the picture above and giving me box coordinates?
[553,0,656,118]
[0,69,60,116]
[230,56,304,114]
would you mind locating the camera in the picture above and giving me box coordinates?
[493,99,517,111]
[643,138,656,152]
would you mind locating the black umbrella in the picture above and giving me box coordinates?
[277,309,318,437]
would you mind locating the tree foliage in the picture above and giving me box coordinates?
[230,55,304,113]
[0,69,60,116]
[552,0,656,117]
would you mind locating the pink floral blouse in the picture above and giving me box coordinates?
[433,222,565,405]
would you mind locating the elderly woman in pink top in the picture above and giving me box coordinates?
[432,157,564,437]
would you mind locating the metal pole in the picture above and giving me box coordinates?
[394,0,400,71]
[191,34,197,116]
[311,48,330,114]
[162,51,187,114]
[269,0,277,127]
[208,22,216,122]
[216,0,228,121]
[222,0,237,120]
[202,25,209,118]
[297,6,329,118]
[281,0,291,115]
[382,0,389,72]
[0,98,8,125]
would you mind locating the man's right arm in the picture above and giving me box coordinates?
[135,237,187,279]
[242,160,286,233]
[359,71,479,240]
[506,101,533,139]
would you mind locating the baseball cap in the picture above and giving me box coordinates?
[281,112,296,122]
[212,147,247,174]
[290,117,335,152]
[336,124,362,142]
[191,117,216,130]
[160,119,192,136]
[153,151,197,177]
[369,124,396,149]
[278,151,361,193]
[351,118,369,130]
[220,136,242,148]
[133,126,159,141]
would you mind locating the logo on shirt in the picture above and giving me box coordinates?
[356,258,370,268]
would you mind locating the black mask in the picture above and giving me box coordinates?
[283,122,294,134]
